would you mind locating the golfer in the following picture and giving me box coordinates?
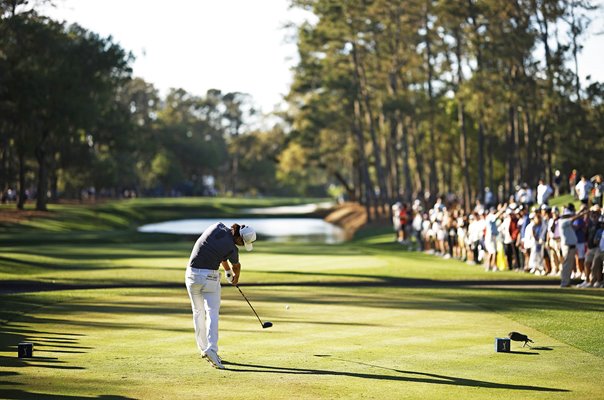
[185,222,256,369]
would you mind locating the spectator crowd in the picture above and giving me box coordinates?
[391,172,604,289]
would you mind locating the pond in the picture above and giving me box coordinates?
[138,217,347,244]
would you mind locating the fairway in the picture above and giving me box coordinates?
[1,232,604,399]
[3,0,604,396]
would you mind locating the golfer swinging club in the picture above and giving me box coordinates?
[185,222,256,369]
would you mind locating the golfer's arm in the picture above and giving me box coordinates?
[221,261,241,276]
[231,262,241,277]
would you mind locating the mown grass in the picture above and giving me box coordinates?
[0,196,328,233]
[0,197,603,399]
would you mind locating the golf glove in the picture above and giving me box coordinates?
[225,270,235,284]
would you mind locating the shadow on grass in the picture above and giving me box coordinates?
[225,277,604,314]
[223,359,569,392]
[0,389,135,400]
[258,269,562,288]
[0,355,86,370]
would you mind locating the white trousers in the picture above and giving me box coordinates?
[185,267,221,354]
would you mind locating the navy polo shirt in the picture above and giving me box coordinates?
[188,222,239,270]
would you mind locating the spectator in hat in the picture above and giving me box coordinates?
[499,207,516,270]
[547,207,562,275]
[580,205,603,287]
[573,204,588,280]
[515,184,528,207]
[392,202,402,242]
[559,205,588,287]
[411,204,424,251]
[524,211,547,274]
[540,205,553,275]
[591,175,603,207]
[484,206,505,272]
[518,205,532,271]
[467,212,482,264]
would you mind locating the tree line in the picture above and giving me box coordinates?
[285,0,604,219]
[0,1,307,211]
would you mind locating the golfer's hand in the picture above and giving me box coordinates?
[231,273,239,285]
[225,270,235,284]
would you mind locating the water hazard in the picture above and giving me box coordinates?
[138,217,347,244]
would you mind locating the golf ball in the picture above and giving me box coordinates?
[285,305,290,310]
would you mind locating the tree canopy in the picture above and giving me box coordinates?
[285,0,603,217]
[1,0,602,212]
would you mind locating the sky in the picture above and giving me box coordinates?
[43,0,311,114]
[41,0,604,114]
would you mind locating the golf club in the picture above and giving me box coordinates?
[235,285,272,329]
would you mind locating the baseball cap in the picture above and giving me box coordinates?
[240,225,257,251]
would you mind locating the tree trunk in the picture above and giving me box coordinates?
[523,111,534,185]
[515,108,524,181]
[424,14,439,198]
[17,148,26,210]
[468,0,485,203]
[410,120,426,198]
[569,3,582,101]
[231,157,238,195]
[507,106,516,197]
[388,116,400,200]
[458,102,471,209]
[487,132,494,193]
[386,5,403,202]
[454,28,472,210]
[352,99,376,221]
[354,47,388,214]
[332,170,355,202]
[0,133,7,198]
[35,130,49,211]
[401,118,413,202]
[477,121,485,202]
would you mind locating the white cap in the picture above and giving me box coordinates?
[240,225,256,251]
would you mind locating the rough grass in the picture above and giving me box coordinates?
[1,197,603,399]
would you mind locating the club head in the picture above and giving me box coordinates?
[262,322,273,329]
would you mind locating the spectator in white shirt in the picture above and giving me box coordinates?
[575,176,593,205]
[536,179,554,206]
[524,212,547,274]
